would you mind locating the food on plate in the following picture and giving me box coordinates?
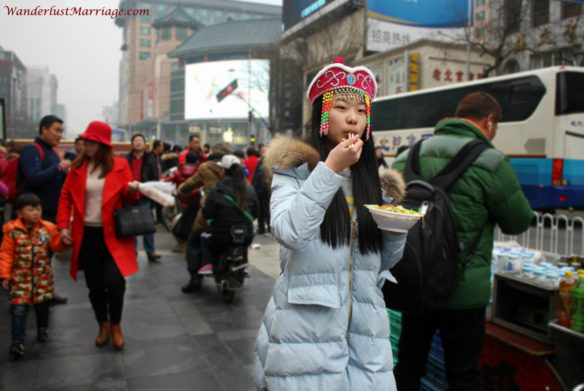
[370,204,421,216]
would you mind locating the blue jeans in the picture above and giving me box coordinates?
[134,197,155,255]
[11,302,50,344]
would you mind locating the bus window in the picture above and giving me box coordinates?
[556,71,584,115]
[371,76,545,132]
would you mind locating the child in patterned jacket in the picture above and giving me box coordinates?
[0,193,68,359]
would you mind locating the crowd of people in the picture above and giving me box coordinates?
[0,116,271,359]
[0,57,534,391]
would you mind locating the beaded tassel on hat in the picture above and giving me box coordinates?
[319,91,334,137]
[319,89,371,140]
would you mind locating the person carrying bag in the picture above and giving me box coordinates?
[57,121,140,350]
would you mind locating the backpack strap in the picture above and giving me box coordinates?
[432,139,490,266]
[430,139,489,191]
[403,140,424,183]
[16,142,46,193]
[223,194,254,222]
[32,142,45,162]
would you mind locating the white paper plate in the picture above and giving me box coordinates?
[364,204,422,233]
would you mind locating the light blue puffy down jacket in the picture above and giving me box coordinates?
[253,161,406,391]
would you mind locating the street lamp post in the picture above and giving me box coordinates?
[466,0,472,81]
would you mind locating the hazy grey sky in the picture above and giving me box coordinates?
[0,0,281,137]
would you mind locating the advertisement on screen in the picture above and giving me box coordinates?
[367,0,470,52]
[184,59,269,120]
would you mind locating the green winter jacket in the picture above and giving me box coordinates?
[392,118,534,309]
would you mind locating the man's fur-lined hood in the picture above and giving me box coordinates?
[263,135,406,203]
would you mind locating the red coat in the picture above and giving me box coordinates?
[244,155,259,184]
[57,157,139,280]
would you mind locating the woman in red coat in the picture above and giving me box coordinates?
[57,121,139,350]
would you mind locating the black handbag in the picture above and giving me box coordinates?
[114,203,156,238]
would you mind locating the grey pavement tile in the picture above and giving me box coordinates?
[123,335,206,379]
[193,333,256,391]
[122,315,188,343]
[41,378,128,391]
[124,281,166,300]
[1,359,38,391]
[179,312,214,337]
[222,335,258,366]
[35,353,125,389]
[216,328,259,342]
[122,299,177,321]
[167,297,209,317]
[128,368,223,391]
[157,282,189,299]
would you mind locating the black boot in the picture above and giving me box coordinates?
[9,342,25,359]
[37,327,49,343]
[49,294,68,305]
[181,276,202,293]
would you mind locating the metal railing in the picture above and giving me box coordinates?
[495,211,584,258]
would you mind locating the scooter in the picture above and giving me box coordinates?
[201,224,250,303]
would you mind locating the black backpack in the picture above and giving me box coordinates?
[383,138,489,313]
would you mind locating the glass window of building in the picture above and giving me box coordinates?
[140,39,151,47]
[241,13,251,19]
[161,28,171,40]
[186,7,196,17]
[140,14,151,23]
[157,4,166,17]
[198,9,210,25]
[476,11,485,22]
[139,51,150,60]
[532,0,549,27]
[476,0,485,5]
[562,2,582,19]
[505,0,521,33]
[176,27,187,40]
[475,28,485,38]
[139,2,151,11]
[140,27,151,35]
[212,10,224,23]
[227,12,238,20]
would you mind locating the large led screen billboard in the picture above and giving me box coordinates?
[184,59,270,120]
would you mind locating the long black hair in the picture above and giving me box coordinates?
[310,96,383,254]
[223,163,249,211]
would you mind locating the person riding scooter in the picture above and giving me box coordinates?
[199,154,259,284]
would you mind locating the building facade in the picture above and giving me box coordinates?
[115,0,281,140]
[0,48,28,138]
[472,0,583,74]
[165,17,280,148]
[27,67,58,125]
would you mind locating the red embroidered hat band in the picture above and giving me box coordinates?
[307,57,377,139]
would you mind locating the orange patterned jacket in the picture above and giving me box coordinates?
[0,218,67,305]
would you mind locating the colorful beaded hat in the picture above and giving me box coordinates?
[307,57,377,139]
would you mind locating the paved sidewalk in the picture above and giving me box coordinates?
[0,228,280,390]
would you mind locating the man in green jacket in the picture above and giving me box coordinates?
[392,91,534,391]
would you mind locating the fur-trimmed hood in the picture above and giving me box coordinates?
[263,135,320,175]
[263,135,406,203]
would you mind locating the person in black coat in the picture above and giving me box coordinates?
[126,133,160,261]
[200,155,258,267]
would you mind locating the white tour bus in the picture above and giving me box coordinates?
[371,66,584,210]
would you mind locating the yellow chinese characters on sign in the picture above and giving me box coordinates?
[408,53,420,91]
